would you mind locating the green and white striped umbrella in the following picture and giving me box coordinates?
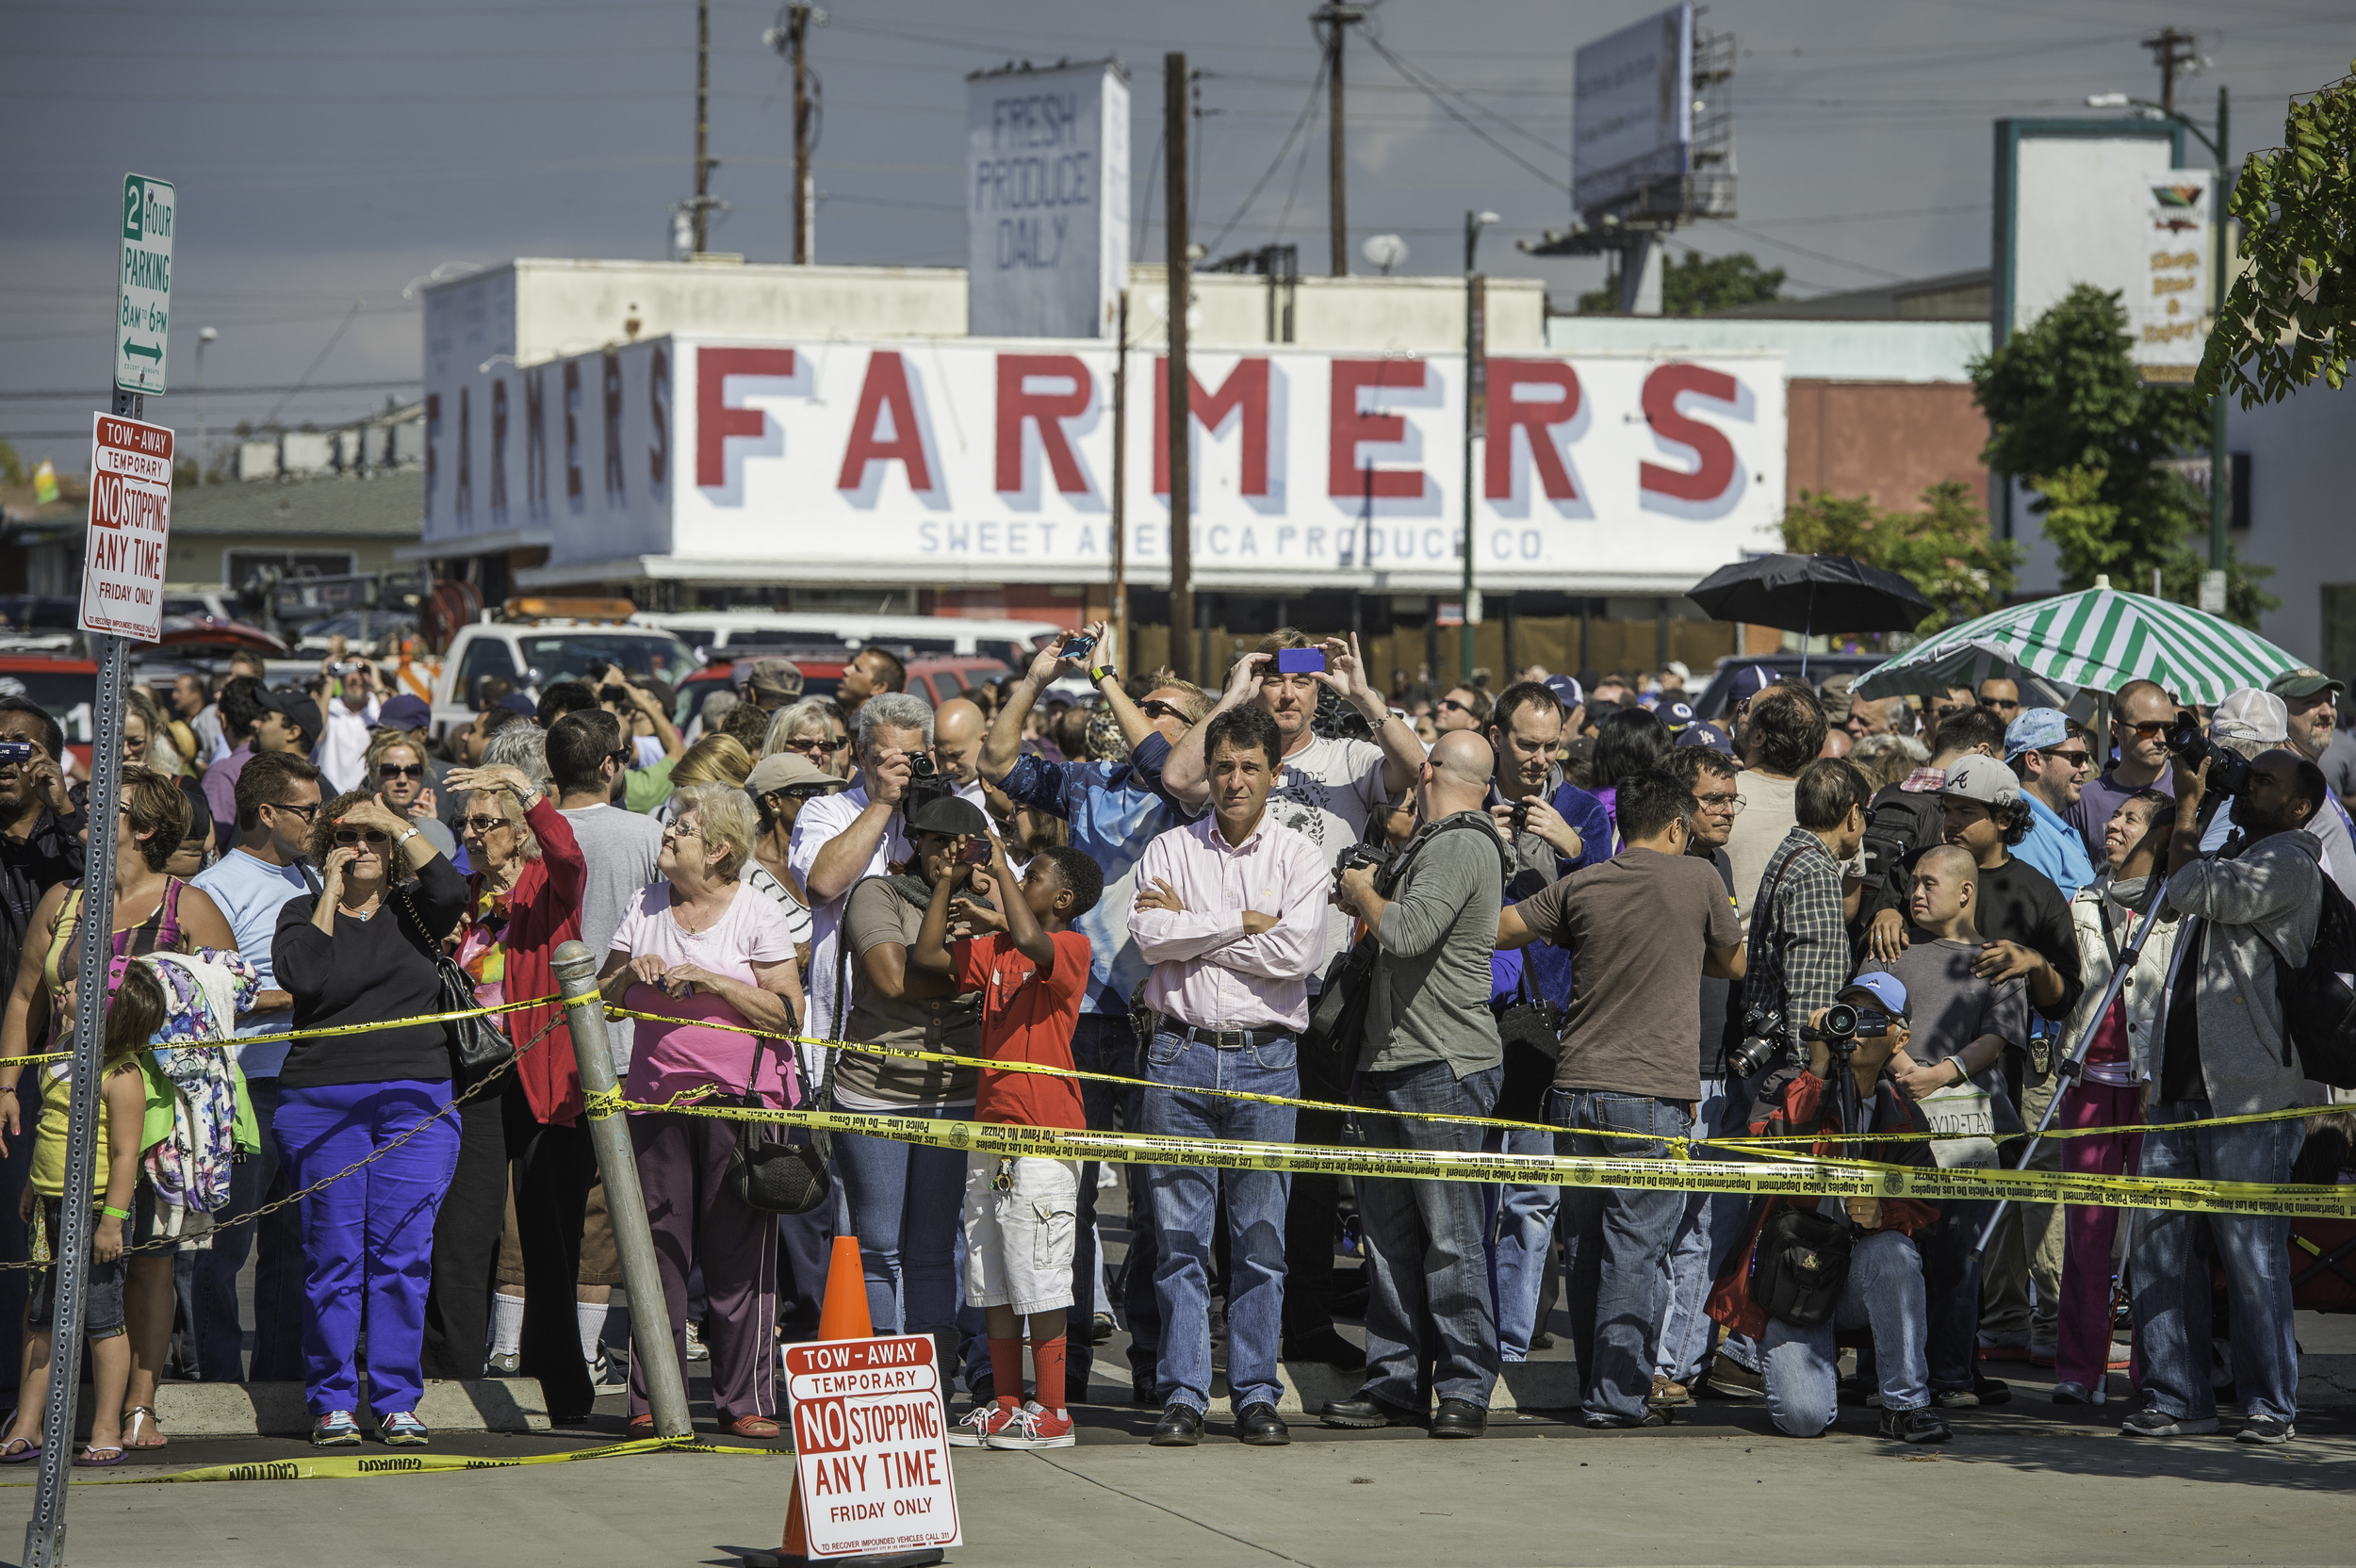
[1853,588,2302,706]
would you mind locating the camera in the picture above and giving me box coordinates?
[1799,1002,1896,1047]
[330,660,363,677]
[599,683,631,704]
[908,754,936,779]
[2164,708,2252,798]
[1333,840,1393,890]
[1274,647,1329,676]
[0,742,34,766]
[1726,1005,1793,1079]
[1058,633,1097,662]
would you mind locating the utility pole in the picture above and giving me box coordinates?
[773,3,823,263]
[2207,83,2231,574]
[692,0,717,252]
[1462,210,1497,680]
[1111,291,1130,656]
[1314,4,1364,277]
[2143,26,2198,117]
[1165,53,1195,682]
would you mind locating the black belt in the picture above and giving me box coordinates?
[1168,1022,1289,1050]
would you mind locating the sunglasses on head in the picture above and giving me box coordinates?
[333,828,391,846]
[378,762,425,780]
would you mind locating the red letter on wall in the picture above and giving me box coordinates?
[1152,358,1270,496]
[995,354,1093,494]
[1484,360,1580,499]
[1327,360,1428,499]
[837,351,934,493]
[1638,364,1740,503]
[696,347,798,488]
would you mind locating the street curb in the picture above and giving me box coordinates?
[1270,1359,1580,1416]
[143,1378,552,1438]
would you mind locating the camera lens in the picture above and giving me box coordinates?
[1823,1003,1858,1038]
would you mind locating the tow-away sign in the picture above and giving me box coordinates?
[116,173,174,394]
[80,413,173,642]
[785,1335,960,1559]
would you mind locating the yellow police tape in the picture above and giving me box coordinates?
[0,995,563,1070]
[0,1435,783,1485]
[583,1090,2356,1221]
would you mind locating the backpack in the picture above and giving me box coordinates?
[2272,874,2356,1088]
[1858,791,1929,892]
[1752,1205,1853,1328]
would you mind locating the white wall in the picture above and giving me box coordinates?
[1545,316,1987,383]
[2233,380,2356,664]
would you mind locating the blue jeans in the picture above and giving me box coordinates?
[1552,1089,1692,1421]
[1915,1196,1994,1394]
[2130,1102,2305,1424]
[1762,1228,1930,1436]
[192,1074,308,1381]
[1139,1028,1297,1414]
[1355,1060,1504,1413]
[273,1078,461,1418]
[1487,1125,1561,1364]
[1070,1013,1150,1386]
[1657,1073,1750,1382]
[832,1104,967,1343]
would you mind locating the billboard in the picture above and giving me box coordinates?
[966,58,1129,339]
[1573,3,1693,216]
[423,335,1784,595]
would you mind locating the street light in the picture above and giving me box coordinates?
[195,326,217,487]
[2090,88,2233,579]
[1461,210,1498,680]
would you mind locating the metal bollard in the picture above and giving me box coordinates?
[553,939,695,1438]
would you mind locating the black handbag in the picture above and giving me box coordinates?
[1751,1203,1853,1329]
[723,1021,832,1216]
[392,881,515,1089]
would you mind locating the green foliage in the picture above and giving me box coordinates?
[1972,284,2276,625]
[2199,64,2356,407]
[1577,250,1786,316]
[0,440,22,487]
[1782,481,2021,632]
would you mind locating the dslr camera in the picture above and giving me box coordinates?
[1726,1005,1794,1079]
[2163,708,2252,798]
[1333,840,1393,892]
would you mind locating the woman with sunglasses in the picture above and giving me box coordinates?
[761,697,856,781]
[271,789,470,1447]
[364,727,457,863]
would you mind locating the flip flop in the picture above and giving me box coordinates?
[121,1406,166,1449]
[0,1437,40,1466]
[74,1444,125,1468]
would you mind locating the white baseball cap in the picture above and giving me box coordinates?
[1938,753,2021,807]
[2210,688,2288,748]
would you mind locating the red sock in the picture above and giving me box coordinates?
[1032,1334,1067,1413]
[989,1337,1023,1411]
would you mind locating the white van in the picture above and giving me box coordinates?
[631,611,1061,671]
[430,619,699,741]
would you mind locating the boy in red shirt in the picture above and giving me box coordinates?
[912,832,1103,1450]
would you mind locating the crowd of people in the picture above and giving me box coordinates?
[0,625,2348,1460]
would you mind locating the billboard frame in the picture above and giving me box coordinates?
[1991,116,2188,351]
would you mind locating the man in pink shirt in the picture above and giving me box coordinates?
[1128,704,1330,1449]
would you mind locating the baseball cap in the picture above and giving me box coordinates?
[374,693,431,732]
[1939,753,2021,807]
[1841,971,1911,1021]
[1723,664,1779,705]
[1664,660,1692,684]
[2211,688,2288,747]
[2268,666,2344,703]
[498,692,540,718]
[741,658,805,705]
[2003,707,2070,760]
[744,753,850,798]
[258,687,323,745]
[1675,722,1735,756]
[1544,674,1584,710]
[1660,700,1697,735]
[906,792,990,838]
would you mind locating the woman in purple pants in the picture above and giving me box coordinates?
[273,792,468,1448]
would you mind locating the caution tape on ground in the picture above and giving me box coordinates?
[589,1093,2356,1221]
[0,1435,784,1485]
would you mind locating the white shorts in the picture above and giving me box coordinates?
[959,1152,1079,1316]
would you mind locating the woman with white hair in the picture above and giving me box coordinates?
[762,697,855,780]
[597,782,806,1439]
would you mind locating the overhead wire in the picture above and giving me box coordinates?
[1203,55,1328,257]
[1358,34,1568,193]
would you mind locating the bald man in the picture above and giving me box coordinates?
[1323,728,1513,1436]
[928,696,990,808]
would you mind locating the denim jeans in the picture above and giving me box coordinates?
[2130,1102,2305,1424]
[1551,1089,1692,1421]
[1487,1124,1561,1364]
[1140,1028,1297,1413]
[1355,1060,1504,1412]
[1657,1073,1750,1382]
[1914,1196,1995,1394]
[191,1074,308,1381]
[1762,1228,1931,1437]
[1070,1013,1150,1387]
[832,1103,968,1343]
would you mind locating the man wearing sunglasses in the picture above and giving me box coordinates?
[2064,679,2179,869]
[2003,710,2097,902]
[1433,685,1491,738]
[1975,678,2022,722]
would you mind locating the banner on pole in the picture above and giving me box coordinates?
[79,412,174,643]
[784,1336,960,1559]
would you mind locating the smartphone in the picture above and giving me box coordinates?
[599,684,631,704]
[1273,647,1327,676]
[958,837,992,865]
[1059,633,1097,662]
[329,660,362,677]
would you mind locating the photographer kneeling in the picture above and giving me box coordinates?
[1707,973,1951,1445]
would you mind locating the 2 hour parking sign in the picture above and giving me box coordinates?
[116,172,174,394]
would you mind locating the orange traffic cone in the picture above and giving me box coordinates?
[740,1234,945,1568]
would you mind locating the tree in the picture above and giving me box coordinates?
[1971,283,2275,625]
[1577,250,1786,316]
[0,440,22,487]
[2199,63,2356,407]
[1781,482,2021,633]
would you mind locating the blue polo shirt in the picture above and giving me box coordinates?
[2017,792,2096,901]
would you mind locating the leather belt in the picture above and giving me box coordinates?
[1168,1022,1289,1050]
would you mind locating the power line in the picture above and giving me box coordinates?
[1203,56,1328,255]
[0,379,417,402]
[1359,34,1568,193]
[1362,37,1569,161]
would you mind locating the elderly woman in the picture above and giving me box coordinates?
[597,782,805,1439]
[762,698,854,780]
[0,765,236,1452]
[271,789,468,1447]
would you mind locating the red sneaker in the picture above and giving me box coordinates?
[948,1404,1019,1448]
[986,1403,1075,1450]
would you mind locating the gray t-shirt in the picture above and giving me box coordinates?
[836,878,980,1112]
[1361,820,1505,1077]
[562,802,663,1073]
[1858,935,2030,1133]
[2321,728,2356,804]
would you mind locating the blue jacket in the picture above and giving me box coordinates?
[1486,773,1613,1010]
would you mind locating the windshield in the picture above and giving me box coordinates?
[678,674,843,727]
[516,632,697,686]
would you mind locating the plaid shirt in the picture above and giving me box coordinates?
[1740,826,1851,1055]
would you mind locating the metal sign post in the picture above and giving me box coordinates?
[26,171,175,1568]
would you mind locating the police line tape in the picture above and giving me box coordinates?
[0,995,564,1071]
[0,1435,783,1486]
[581,1091,2356,1221]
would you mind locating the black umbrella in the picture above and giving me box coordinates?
[1685,553,1933,678]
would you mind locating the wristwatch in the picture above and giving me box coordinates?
[395,827,421,850]
[1088,664,1119,685]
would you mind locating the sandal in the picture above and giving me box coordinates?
[121,1406,166,1449]
[74,1444,125,1468]
[725,1414,781,1439]
[0,1435,40,1466]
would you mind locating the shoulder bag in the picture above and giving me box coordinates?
[723,1015,832,1216]
[391,880,515,1090]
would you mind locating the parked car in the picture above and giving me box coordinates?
[430,619,700,741]
[633,610,1058,670]
[0,655,100,770]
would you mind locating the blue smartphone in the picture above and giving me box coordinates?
[1273,647,1327,676]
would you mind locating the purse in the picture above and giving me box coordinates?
[723,1021,832,1216]
[392,882,516,1089]
[1751,1203,1853,1329]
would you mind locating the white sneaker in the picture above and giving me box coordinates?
[683,1322,710,1362]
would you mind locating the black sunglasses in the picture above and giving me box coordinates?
[1138,699,1185,721]
[377,762,425,780]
